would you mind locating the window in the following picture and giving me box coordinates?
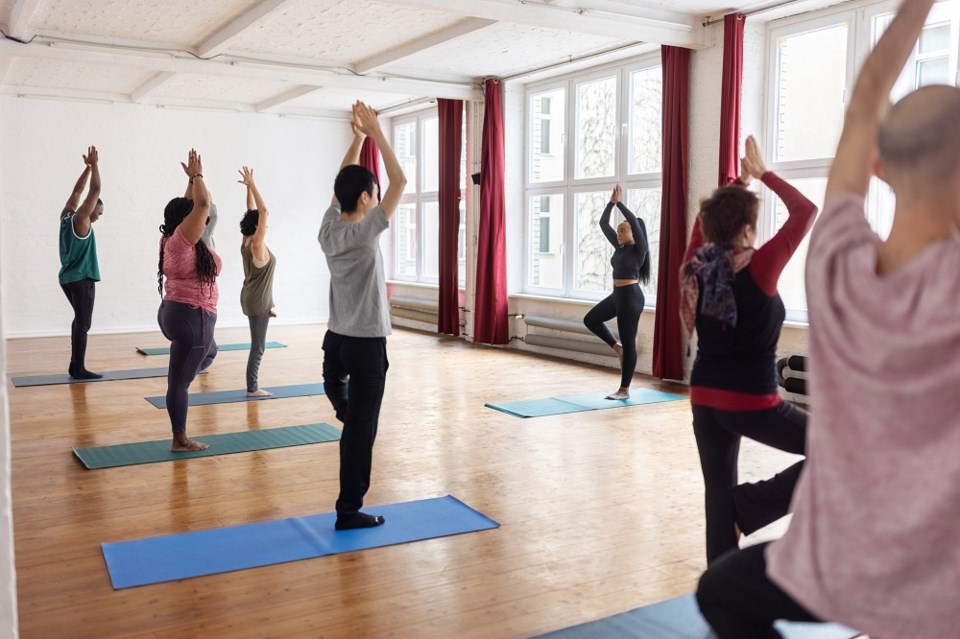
[525,57,663,304]
[391,109,466,285]
[765,0,960,322]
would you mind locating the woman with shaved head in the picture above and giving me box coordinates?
[697,1,960,638]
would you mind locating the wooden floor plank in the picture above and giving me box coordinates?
[7,324,803,638]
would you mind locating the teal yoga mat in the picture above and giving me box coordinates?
[102,495,499,589]
[145,382,325,408]
[136,342,287,355]
[536,593,859,639]
[485,388,686,418]
[73,423,341,469]
[12,367,175,388]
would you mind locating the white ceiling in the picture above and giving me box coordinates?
[0,0,754,118]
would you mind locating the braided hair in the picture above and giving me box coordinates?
[158,197,218,296]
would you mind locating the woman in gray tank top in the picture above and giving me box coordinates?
[237,166,277,396]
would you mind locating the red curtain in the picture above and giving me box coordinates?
[652,46,690,380]
[359,137,381,201]
[474,78,509,345]
[718,13,746,186]
[437,98,463,336]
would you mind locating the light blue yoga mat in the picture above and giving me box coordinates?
[102,495,499,589]
[485,388,686,418]
[136,342,287,355]
[73,423,341,469]
[12,367,174,388]
[145,382,325,408]
[536,593,859,639]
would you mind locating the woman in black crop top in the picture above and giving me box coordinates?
[583,184,651,399]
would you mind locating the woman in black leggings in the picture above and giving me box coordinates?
[157,149,222,452]
[584,184,650,399]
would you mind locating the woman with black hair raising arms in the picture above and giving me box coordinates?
[157,149,222,452]
[583,183,651,400]
[237,166,277,397]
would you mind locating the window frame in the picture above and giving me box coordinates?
[390,107,467,286]
[523,53,663,305]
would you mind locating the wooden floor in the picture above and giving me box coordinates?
[6,324,802,638]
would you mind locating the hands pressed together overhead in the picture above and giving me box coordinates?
[738,135,767,186]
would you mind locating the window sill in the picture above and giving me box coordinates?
[512,292,656,312]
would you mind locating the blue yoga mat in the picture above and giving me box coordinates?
[485,388,686,418]
[102,495,499,589]
[12,367,175,388]
[536,593,859,639]
[137,342,287,355]
[145,382,325,408]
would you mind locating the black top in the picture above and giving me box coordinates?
[689,269,786,394]
[600,202,649,280]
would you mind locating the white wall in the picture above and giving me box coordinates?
[0,96,353,338]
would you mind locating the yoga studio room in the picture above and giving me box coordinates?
[2,0,958,637]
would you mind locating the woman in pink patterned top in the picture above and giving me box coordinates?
[157,149,222,452]
[697,2,960,638]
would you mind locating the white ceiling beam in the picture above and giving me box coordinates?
[383,0,706,49]
[254,85,318,112]
[352,18,498,75]
[7,0,42,41]
[130,71,177,102]
[0,39,483,101]
[196,0,295,58]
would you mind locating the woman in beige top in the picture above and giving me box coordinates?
[237,166,277,397]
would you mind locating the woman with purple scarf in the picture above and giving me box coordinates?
[681,136,817,563]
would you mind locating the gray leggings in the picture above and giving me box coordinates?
[246,313,271,392]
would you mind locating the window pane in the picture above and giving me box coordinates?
[459,117,467,191]
[422,117,439,193]
[529,194,565,289]
[920,23,950,53]
[530,88,565,183]
[776,25,848,162]
[629,67,663,174]
[575,191,615,292]
[867,177,895,241]
[575,76,617,179]
[422,201,439,280]
[626,188,662,302]
[394,203,418,278]
[772,177,827,312]
[918,56,950,86]
[395,122,417,195]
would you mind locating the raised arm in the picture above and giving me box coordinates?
[72,146,102,237]
[825,0,936,200]
[63,153,92,215]
[353,101,406,220]
[178,149,211,245]
[598,184,620,247]
[238,166,269,260]
[331,121,367,207]
[745,137,817,294]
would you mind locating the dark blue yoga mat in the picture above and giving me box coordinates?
[12,367,174,388]
[145,383,325,408]
[137,342,287,355]
[102,495,499,589]
[536,593,859,639]
[485,388,686,418]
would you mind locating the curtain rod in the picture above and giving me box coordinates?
[702,0,804,26]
